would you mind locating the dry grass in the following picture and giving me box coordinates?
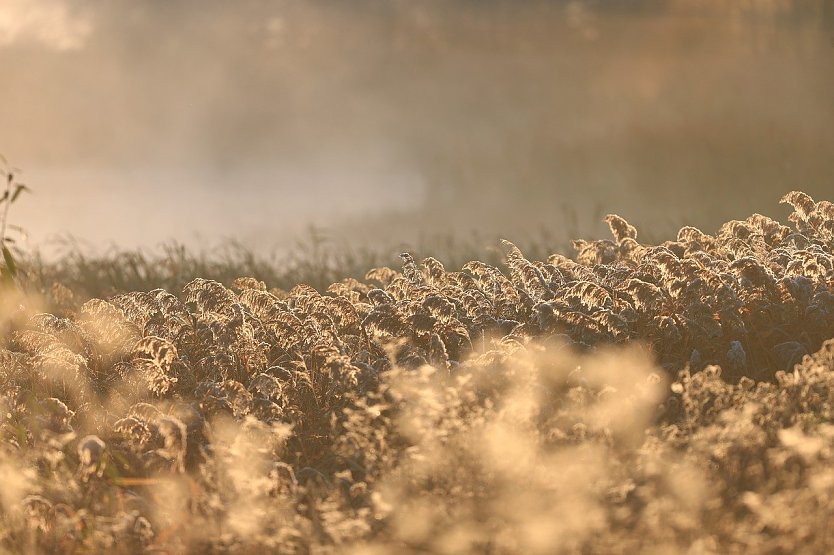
[1,191,834,553]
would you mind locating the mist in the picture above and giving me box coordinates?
[2,0,833,255]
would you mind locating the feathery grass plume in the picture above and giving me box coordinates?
[326,277,370,304]
[500,239,550,300]
[15,328,93,404]
[620,278,665,312]
[604,213,637,243]
[109,291,158,331]
[419,256,446,287]
[565,280,613,311]
[815,200,834,221]
[182,278,239,316]
[77,299,142,356]
[719,219,758,243]
[572,238,617,266]
[322,296,361,335]
[237,288,288,322]
[129,336,179,398]
[365,266,398,287]
[781,190,817,222]
[231,276,267,292]
[546,253,597,281]
[746,213,791,246]
[677,225,710,244]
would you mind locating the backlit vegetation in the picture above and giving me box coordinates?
[2,192,834,552]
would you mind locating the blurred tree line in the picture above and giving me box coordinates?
[2,0,832,239]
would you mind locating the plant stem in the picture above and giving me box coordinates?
[0,173,12,247]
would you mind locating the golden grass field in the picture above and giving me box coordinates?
[1,190,834,553]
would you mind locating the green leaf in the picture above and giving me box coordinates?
[2,245,17,278]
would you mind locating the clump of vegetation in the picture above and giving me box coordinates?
[21,227,571,303]
[1,191,834,552]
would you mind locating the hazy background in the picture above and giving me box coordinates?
[2,0,833,256]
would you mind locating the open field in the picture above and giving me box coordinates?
[2,1,833,553]
[1,191,833,552]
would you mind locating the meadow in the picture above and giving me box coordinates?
[1,189,834,553]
